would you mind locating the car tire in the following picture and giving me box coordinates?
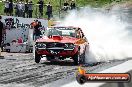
[35,51,41,63]
[80,52,85,64]
[73,51,85,65]
[73,52,79,65]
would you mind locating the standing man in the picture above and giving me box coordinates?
[70,0,76,10]
[63,0,69,11]
[28,0,33,18]
[18,0,25,17]
[9,0,13,16]
[24,0,29,18]
[18,0,23,17]
[46,2,52,20]
[0,16,4,56]
[4,0,9,15]
[34,21,42,40]
[37,0,44,18]
[15,0,19,16]
[31,20,38,40]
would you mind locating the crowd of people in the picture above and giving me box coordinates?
[62,0,76,11]
[2,0,76,19]
[3,0,53,19]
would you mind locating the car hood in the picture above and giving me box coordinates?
[36,36,79,44]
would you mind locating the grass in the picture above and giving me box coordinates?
[0,0,131,18]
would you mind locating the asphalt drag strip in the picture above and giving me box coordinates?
[0,53,129,87]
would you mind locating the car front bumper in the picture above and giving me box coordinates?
[36,47,78,57]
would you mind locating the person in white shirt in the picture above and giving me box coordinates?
[18,0,25,17]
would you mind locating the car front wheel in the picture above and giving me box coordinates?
[73,52,79,65]
[73,51,85,65]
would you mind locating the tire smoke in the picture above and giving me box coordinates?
[59,7,132,63]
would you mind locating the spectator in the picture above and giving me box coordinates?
[24,0,29,18]
[28,0,33,18]
[70,0,76,10]
[31,20,38,40]
[63,0,69,11]
[34,21,42,40]
[37,0,44,18]
[18,0,25,17]
[31,20,38,29]
[9,0,13,16]
[0,16,4,55]
[46,2,52,20]
[4,0,9,15]
[14,0,19,16]
[22,1,25,17]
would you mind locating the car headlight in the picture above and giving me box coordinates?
[36,43,46,48]
[65,43,75,49]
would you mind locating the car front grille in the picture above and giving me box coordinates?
[46,42,65,48]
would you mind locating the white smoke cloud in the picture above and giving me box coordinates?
[59,7,132,63]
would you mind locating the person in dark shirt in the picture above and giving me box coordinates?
[24,0,29,18]
[34,21,42,40]
[37,0,44,18]
[64,1,69,6]
[0,16,4,47]
[9,0,13,16]
[4,0,9,16]
[70,0,76,10]
[63,1,69,11]
[15,0,19,16]
[28,0,33,18]
[46,2,52,20]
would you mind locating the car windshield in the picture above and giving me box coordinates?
[44,27,77,37]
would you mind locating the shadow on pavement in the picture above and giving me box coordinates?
[41,60,77,66]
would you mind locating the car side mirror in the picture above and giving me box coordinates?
[82,37,87,41]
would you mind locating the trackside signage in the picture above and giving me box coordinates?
[1,16,48,28]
